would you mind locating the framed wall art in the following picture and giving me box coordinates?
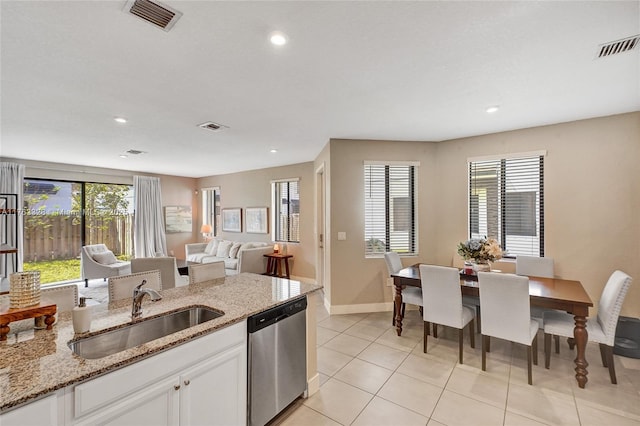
[222,208,242,232]
[165,205,192,233]
[245,207,268,234]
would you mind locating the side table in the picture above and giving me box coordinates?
[263,253,293,279]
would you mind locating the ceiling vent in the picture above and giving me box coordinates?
[596,34,640,58]
[198,122,229,132]
[125,149,147,155]
[124,0,182,32]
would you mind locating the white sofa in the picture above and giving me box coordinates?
[185,239,273,275]
[81,244,131,288]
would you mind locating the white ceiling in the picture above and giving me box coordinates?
[1,1,638,178]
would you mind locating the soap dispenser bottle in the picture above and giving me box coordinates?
[72,297,91,333]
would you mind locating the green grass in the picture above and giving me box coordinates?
[23,259,81,285]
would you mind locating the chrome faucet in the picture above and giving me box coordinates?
[131,280,162,320]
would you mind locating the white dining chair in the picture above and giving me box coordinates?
[189,261,226,284]
[420,265,475,363]
[36,283,79,325]
[543,270,632,384]
[454,251,482,333]
[131,256,189,289]
[478,272,539,385]
[516,255,555,329]
[108,270,162,303]
[384,252,423,325]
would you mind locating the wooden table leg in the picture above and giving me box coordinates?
[0,321,9,341]
[44,312,56,330]
[573,314,589,388]
[394,282,404,336]
[284,258,290,279]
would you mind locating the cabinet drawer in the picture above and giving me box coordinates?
[73,320,246,419]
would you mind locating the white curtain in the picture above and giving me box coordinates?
[134,176,167,258]
[0,162,25,282]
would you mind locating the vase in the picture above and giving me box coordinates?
[9,271,41,308]
[472,262,491,273]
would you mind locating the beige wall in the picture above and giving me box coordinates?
[434,112,640,317]
[197,162,316,280]
[2,158,198,259]
[323,112,640,318]
[326,139,439,309]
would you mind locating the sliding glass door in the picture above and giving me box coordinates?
[22,179,133,285]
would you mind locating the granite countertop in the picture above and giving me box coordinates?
[0,273,322,412]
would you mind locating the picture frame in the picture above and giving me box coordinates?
[222,208,242,232]
[165,205,192,233]
[245,207,268,234]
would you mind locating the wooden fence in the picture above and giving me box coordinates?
[23,214,134,261]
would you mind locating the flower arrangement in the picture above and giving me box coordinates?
[457,237,503,264]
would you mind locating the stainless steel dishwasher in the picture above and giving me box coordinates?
[247,296,307,426]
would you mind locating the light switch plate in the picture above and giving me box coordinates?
[337,232,347,241]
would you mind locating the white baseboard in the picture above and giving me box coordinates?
[328,302,394,315]
[305,373,320,397]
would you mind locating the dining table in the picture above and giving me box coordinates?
[392,264,594,388]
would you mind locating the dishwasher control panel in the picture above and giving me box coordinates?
[247,296,307,333]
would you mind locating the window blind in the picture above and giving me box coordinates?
[273,180,300,242]
[364,164,417,256]
[469,155,544,257]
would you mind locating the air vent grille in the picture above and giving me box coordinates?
[125,0,182,31]
[597,34,640,58]
[198,122,229,132]
[126,149,147,155]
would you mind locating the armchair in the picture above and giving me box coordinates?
[81,244,131,288]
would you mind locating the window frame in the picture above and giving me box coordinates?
[467,151,545,258]
[271,178,300,243]
[364,161,419,258]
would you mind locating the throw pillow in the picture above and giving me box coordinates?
[92,251,118,265]
[216,240,233,258]
[229,242,242,259]
[205,239,220,255]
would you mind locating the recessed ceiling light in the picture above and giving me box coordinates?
[119,154,128,159]
[114,117,128,123]
[270,149,278,153]
[486,106,500,114]
[270,31,287,46]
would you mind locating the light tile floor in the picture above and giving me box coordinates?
[271,296,640,426]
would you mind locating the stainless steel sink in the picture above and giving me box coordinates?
[68,306,224,359]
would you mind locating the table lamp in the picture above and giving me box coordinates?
[201,224,213,241]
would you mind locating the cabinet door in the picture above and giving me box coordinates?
[75,377,179,426]
[0,394,60,426]
[179,344,247,426]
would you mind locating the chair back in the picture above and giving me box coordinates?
[108,270,162,302]
[131,257,179,290]
[189,261,226,284]
[420,264,465,328]
[41,284,78,312]
[384,252,403,275]
[516,255,554,278]
[597,270,633,345]
[478,272,532,345]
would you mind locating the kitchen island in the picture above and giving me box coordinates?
[0,273,322,423]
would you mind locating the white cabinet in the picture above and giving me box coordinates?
[74,343,246,426]
[0,392,63,426]
[0,320,247,426]
[74,377,179,426]
[71,321,247,426]
[179,344,246,426]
